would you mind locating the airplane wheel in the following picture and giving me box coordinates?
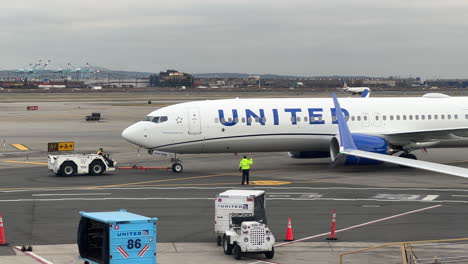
[399,153,417,160]
[399,153,417,168]
[172,163,183,173]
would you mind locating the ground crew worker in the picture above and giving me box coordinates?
[239,155,253,185]
[97,148,104,155]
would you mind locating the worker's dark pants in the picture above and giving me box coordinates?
[242,169,250,184]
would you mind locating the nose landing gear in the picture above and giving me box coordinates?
[171,154,183,173]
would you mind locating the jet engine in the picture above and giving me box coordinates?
[288,151,330,159]
[330,134,388,165]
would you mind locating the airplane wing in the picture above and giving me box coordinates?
[331,93,468,179]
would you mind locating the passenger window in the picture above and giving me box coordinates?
[363,116,367,121]
[221,118,225,123]
[434,115,438,119]
[383,116,387,121]
[228,118,232,122]
[421,115,425,120]
[262,117,266,123]
[390,115,394,121]
[248,117,252,123]
[455,114,458,119]
[448,114,451,120]
[396,115,400,120]
[214,118,219,123]
[409,115,413,120]
[403,115,407,120]
[357,116,361,121]
[428,115,431,120]
[254,117,259,123]
[375,116,379,121]
[297,117,301,122]
[304,117,308,122]
[242,117,246,123]
[415,115,419,120]
[234,118,239,122]
[441,115,445,120]
[465,114,468,119]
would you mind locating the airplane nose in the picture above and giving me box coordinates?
[122,122,147,147]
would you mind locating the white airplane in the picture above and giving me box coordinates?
[122,93,468,178]
[340,81,370,97]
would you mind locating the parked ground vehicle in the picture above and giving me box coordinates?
[48,154,116,176]
[215,190,274,260]
[215,190,267,245]
[222,214,275,260]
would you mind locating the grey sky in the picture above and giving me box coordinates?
[1,0,468,77]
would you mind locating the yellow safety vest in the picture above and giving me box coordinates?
[239,158,253,170]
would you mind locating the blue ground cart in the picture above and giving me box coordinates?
[78,209,157,264]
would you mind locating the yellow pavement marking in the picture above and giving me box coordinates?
[10,144,30,151]
[95,169,289,189]
[88,172,242,189]
[250,180,291,185]
[1,160,48,165]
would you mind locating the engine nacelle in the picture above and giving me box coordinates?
[330,134,388,165]
[288,151,330,159]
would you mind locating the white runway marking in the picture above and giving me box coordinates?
[32,193,111,196]
[276,204,443,247]
[422,195,439,201]
[452,194,468,197]
[13,246,54,264]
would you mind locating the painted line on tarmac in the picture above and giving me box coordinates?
[88,169,286,189]
[10,144,30,151]
[13,246,54,264]
[276,204,442,247]
[32,193,111,196]
[1,160,48,165]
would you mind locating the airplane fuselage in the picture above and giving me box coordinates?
[122,95,468,154]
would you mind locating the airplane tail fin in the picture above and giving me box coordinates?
[361,89,370,98]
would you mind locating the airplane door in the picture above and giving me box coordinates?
[188,108,202,134]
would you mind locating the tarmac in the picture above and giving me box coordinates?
[2,91,468,263]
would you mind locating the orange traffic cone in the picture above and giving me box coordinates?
[0,215,8,246]
[326,209,338,240]
[285,217,294,241]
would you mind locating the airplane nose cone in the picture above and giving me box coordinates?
[122,122,147,147]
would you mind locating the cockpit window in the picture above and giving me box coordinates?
[144,115,168,123]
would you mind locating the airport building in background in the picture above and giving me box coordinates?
[150,70,194,88]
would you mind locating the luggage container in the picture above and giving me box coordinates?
[214,190,267,246]
[77,209,157,264]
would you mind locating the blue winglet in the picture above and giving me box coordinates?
[332,93,357,150]
[361,89,370,98]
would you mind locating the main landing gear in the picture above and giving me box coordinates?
[399,152,417,160]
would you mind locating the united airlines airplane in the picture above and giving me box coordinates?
[340,81,370,97]
[122,93,468,177]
